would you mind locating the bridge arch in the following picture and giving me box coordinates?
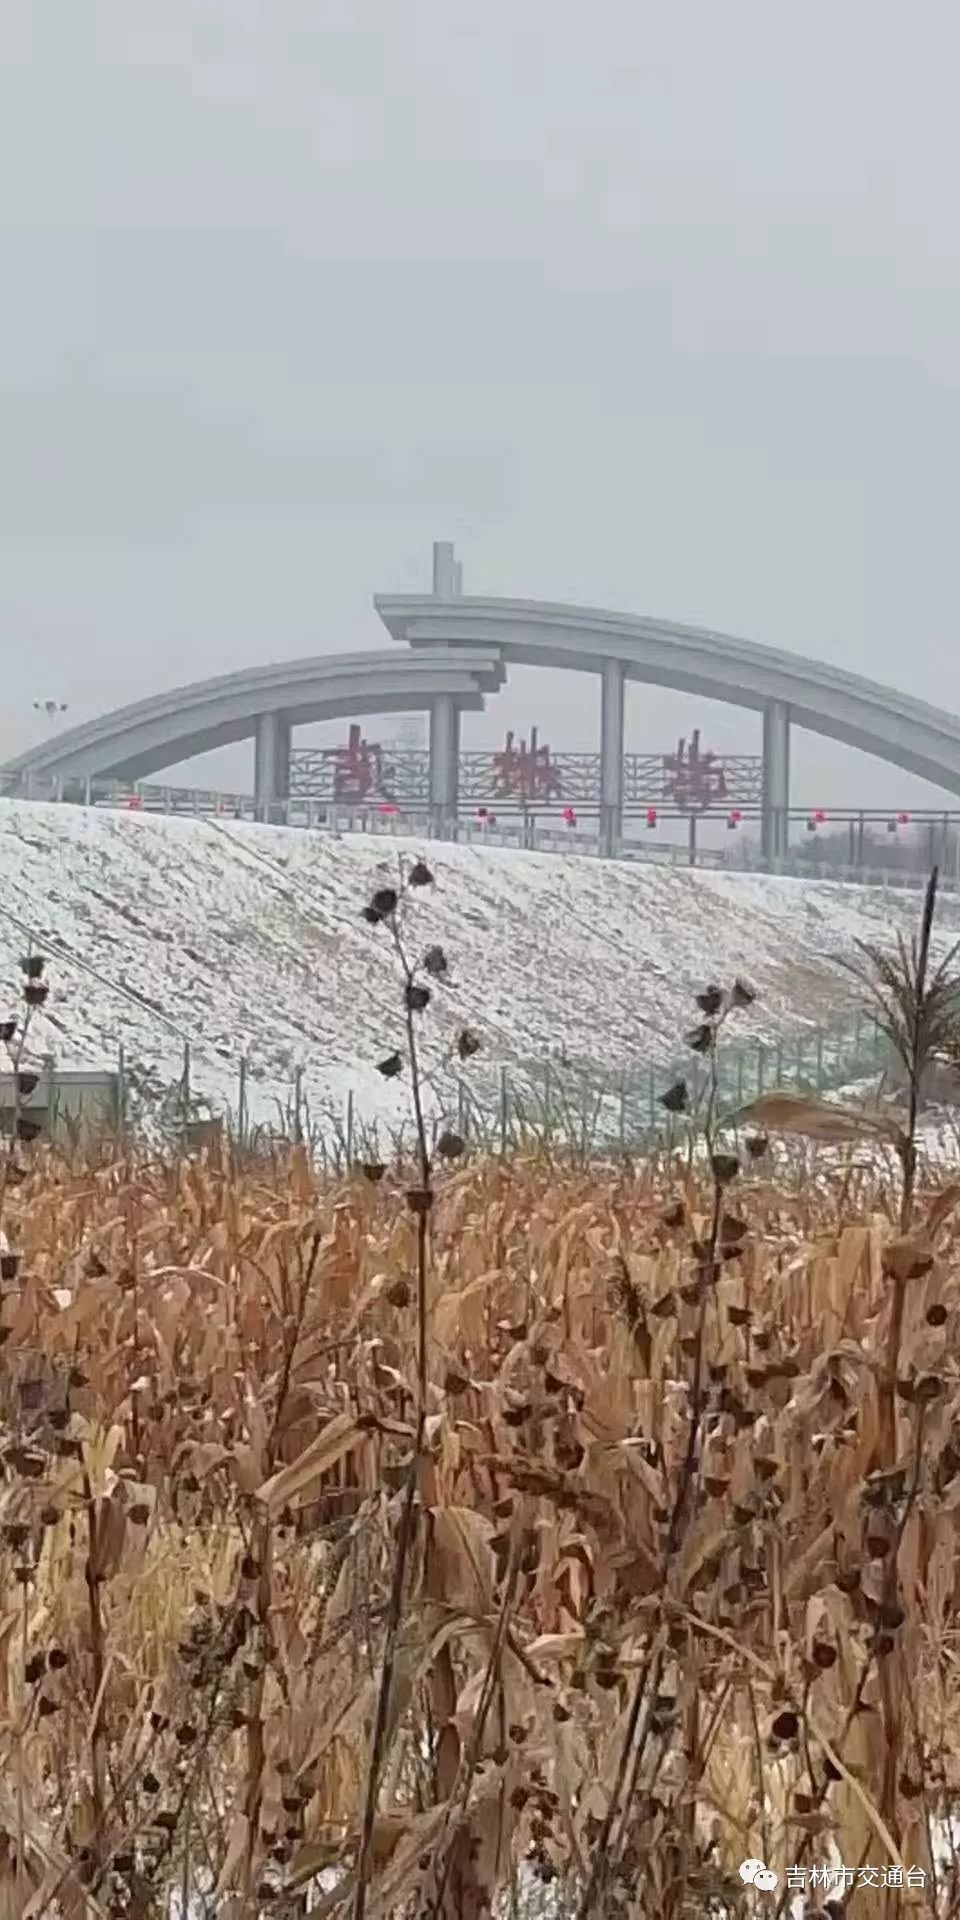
[0,646,505,815]
[5,543,958,859]
[374,541,960,855]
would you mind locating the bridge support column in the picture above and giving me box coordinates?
[255,711,291,820]
[599,659,625,857]
[761,701,790,861]
[429,694,460,837]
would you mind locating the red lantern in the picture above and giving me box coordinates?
[726,809,742,830]
[646,807,658,829]
[898,811,911,826]
[814,808,827,823]
[378,801,398,815]
[125,793,142,811]
[476,806,489,822]
[562,805,577,827]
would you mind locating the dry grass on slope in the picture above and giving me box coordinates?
[0,1141,959,1918]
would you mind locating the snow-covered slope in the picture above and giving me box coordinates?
[1,800,955,1137]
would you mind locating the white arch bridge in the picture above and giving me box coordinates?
[3,542,959,858]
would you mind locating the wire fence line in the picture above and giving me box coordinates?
[110,1001,890,1165]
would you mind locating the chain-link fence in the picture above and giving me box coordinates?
[101,1003,889,1165]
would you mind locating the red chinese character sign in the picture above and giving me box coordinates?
[491,728,563,802]
[662,730,728,812]
[330,725,384,804]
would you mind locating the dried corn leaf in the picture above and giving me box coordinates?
[735,1090,906,1143]
[255,1409,362,1514]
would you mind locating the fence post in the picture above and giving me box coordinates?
[457,1080,467,1141]
[117,1042,126,1139]
[736,1051,745,1106]
[237,1056,247,1150]
[181,1041,191,1146]
[648,1067,657,1127]
[293,1066,303,1144]
[499,1066,508,1157]
[346,1088,354,1166]
[816,1028,825,1090]
[756,1045,766,1097]
[619,1070,627,1156]
[543,1062,552,1142]
[774,1039,784,1087]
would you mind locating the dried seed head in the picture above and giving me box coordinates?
[915,1373,944,1402]
[369,887,398,920]
[405,982,430,1013]
[710,1152,740,1185]
[422,944,448,977]
[436,1129,465,1159]
[731,977,757,1007]
[405,1187,433,1215]
[386,1279,411,1307]
[0,1019,16,1045]
[696,985,724,1016]
[408,859,434,887]
[745,1132,769,1159]
[23,981,49,1007]
[362,1161,386,1183]
[770,1709,799,1741]
[20,954,45,981]
[456,1028,481,1060]
[376,1052,403,1080]
[926,1302,948,1326]
[660,1079,688,1114]
[686,1024,714,1054]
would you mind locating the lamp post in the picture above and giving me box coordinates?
[30,700,69,799]
[33,699,68,721]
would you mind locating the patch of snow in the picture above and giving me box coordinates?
[1,800,957,1140]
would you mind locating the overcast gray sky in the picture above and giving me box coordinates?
[2,0,959,808]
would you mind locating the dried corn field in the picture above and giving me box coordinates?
[0,1139,958,1920]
